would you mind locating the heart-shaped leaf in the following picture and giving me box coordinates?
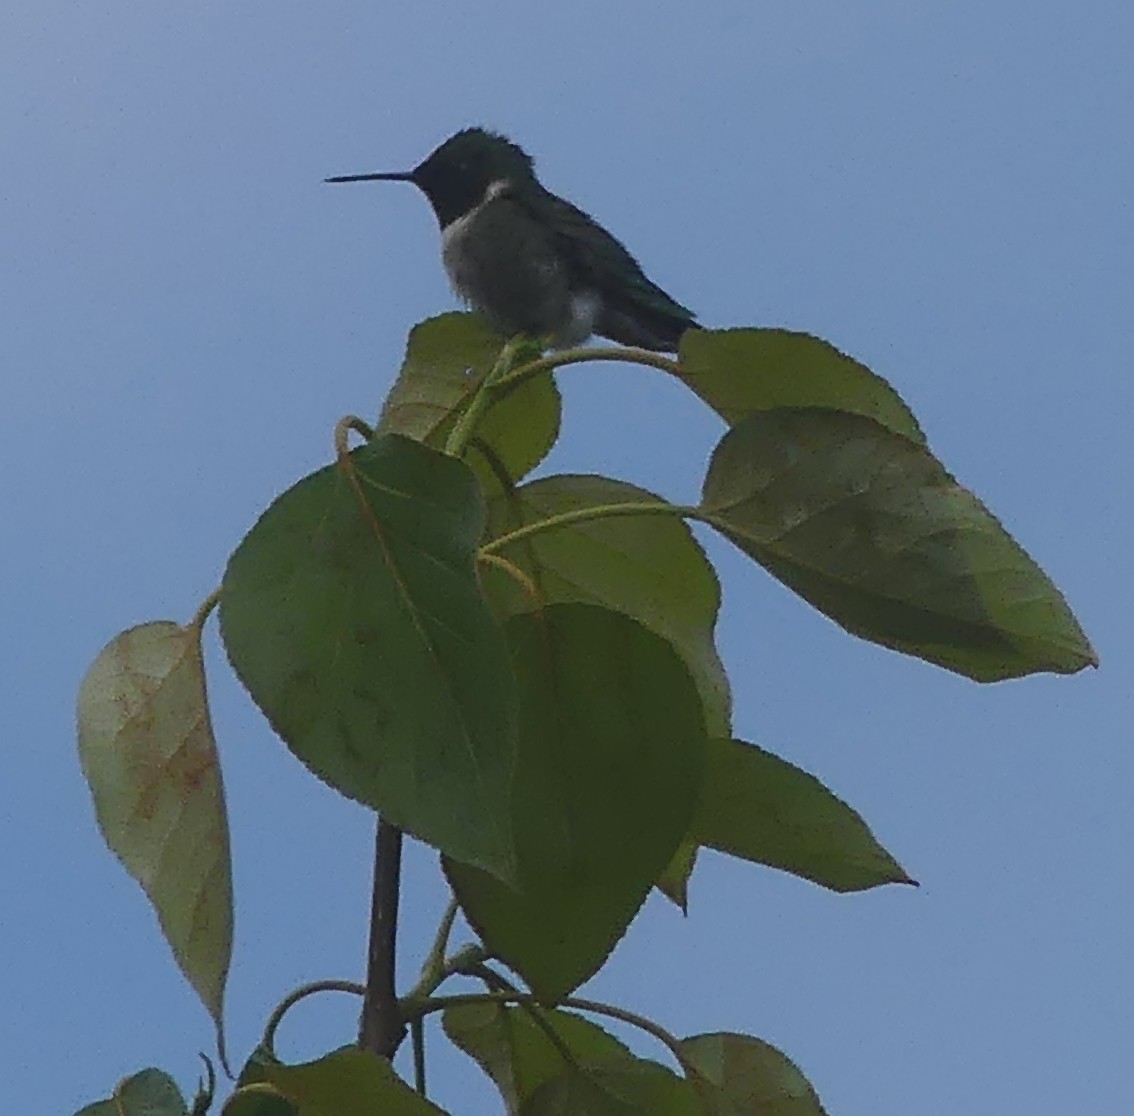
[679,1032,828,1115]
[221,433,518,880]
[447,604,706,1000]
[75,1069,189,1116]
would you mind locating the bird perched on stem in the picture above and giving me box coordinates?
[327,127,697,352]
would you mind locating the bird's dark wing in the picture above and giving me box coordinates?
[520,188,697,351]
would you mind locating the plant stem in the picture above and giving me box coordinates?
[444,337,524,457]
[418,897,460,989]
[358,817,406,1057]
[489,346,683,399]
[468,963,582,1073]
[411,1018,427,1095]
[261,980,365,1057]
[403,990,698,1078]
[333,414,375,459]
[188,587,222,635]
[480,501,700,556]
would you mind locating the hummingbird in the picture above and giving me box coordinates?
[326,127,697,352]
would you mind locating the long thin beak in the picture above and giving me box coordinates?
[324,171,414,184]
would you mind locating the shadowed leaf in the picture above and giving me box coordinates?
[655,840,699,911]
[378,311,560,492]
[522,1061,701,1116]
[221,1085,298,1116]
[77,621,232,1048]
[679,328,924,442]
[443,1002,633,1114]
[700,408,1097,681]
[75,1069,188,1116]
[447,605,706,1000]
[694,739,912,891]
[220,433,518,881]
[482,474,731,737]
[680,1032,828,1115]
[259,1047,448,1114]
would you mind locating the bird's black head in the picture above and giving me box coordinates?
[325,127,538,229]
[410,128,536,226]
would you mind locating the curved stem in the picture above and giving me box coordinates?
[481,501,701,556]
[261,980,366,1058]
[491,346,683,400]
[403,991,697,1079]
[188,587,222,636]
[563,996,699,1079]
[334,415,375,459]
[468,964,581,1074]
[476,552,543,608]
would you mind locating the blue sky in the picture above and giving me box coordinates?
[4,3,1130,1112]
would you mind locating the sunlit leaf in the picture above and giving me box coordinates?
[220,434,518,880]
[680,1032,828,1115]
[75,1069,188,1116]
[259,1047,448,1114]
[679,328,924,442]
[443,1002,632,1113]
[378,311,560,492]
[694,739,912,891]
[447,605,706,1000]
[700,407,1097,680]
[482,474,731,737]
[76,620,232,1043]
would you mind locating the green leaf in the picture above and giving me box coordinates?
[655,840,699,911]
[679,1032,828,1115]
[447,604,707,1000]
[75,1069,189,1116]
[378,312,560,492]
[694,739,912,891]
[700,408,1097,681]
[76,621,233,1046]
[220,434,518,880]
[679,328,925,442]
[221,1085,298,1116]
[522,1062,702,1116]
[482,475,731,738]
[259,1047,449,1114]
[443,1002,633,1113]
[226,1049,299,1116]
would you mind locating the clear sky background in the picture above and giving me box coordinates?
[3,3,1130,1113]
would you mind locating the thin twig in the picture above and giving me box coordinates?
[411,1017,427,1096]
[469,964,582,1073]
[480,501,700,556]
[403,990,698,1079]
[261,980,365,1057]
